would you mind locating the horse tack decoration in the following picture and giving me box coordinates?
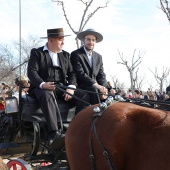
[66,96,170,170]
[66,96,119,170]
[89,96,118,170]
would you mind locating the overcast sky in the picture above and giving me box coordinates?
[1,0,170,91]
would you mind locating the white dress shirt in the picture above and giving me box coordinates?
[43,43,61,67]
[84,46,93,68]
[39,43,76,89]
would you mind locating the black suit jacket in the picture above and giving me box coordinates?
[70,46,107,88]
[28,46,77,93]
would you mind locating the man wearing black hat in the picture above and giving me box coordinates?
[70,29,109,104]
[28,28,90,146]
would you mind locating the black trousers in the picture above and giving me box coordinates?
[33,88,90,132]
[79,86,101,105]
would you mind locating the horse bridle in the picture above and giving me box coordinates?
[89,97,118,170]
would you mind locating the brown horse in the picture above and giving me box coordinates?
[65,101,170,170]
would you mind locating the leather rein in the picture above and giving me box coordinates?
[88,97,118,170]
[55,83,112,106]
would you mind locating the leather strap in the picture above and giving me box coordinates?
[89,103,117,170]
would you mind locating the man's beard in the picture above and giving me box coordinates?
[84,46,93,52]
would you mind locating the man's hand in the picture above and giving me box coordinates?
[110,89,116,95]
[98,85,108,100]
[93,83,108,100]
[42,82,55,91]
[63,89,74,101]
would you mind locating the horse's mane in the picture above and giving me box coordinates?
[116,102,168,128]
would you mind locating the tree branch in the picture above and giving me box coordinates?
[82,1,110,30]
[79,0,93,32]
[52,0,76,34]
[160,0,170,21]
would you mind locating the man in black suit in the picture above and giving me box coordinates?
[28,28,89,145]
[70,29,109,104]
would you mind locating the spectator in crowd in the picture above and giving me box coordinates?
[166,85,170,95]
[15,76,30,94]
[134,90,141,99]
[12,76,30,102]
[0,88,8,101]
[107,81,113,91]
[1,83,10,91]
[120,89,127,99]
[110,88,116,97]
[155,90,160,101]
[147,89,155,100]
[127,89,132,98]
[164,91,170,101]
[143,92,149,100]
[107,81,117,96]
[163,85,170,101]
[139,90,144,99]
[162,91,169,101]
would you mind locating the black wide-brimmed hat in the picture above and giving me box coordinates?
[41,28,70,39]
[77,29,103,43]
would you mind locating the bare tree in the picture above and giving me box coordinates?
[160,0,170,21]
[133,68,138,90]
[133,68,145,90]
[147,80,157,92]
[116,82,125,91]
[149,66,170,93]
[14,34,42,75]
[110,75,124,90]
[0,35,42,85]
[117,49,145,95]
[52,0,110,48]
[0,45,17,85]
[111,75,118,89]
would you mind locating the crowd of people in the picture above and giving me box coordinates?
[0,76,30,111]
[106,85,170,102]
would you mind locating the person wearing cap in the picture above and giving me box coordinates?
[27,28,90,145]
[70,29,109,104]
